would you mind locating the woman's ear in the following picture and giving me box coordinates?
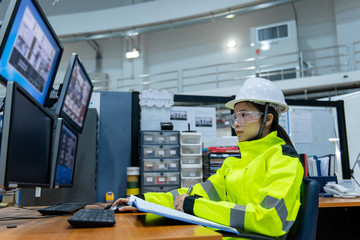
[265,113,274,127]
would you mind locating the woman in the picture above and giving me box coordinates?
[113,78,304,238]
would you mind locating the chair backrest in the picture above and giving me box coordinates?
[286,178,321,240]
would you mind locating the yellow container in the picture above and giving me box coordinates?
[126,167,140,196]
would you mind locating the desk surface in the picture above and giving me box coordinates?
[319,197,360,208]
[0,204,222,240]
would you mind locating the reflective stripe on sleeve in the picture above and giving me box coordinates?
[260,195,294,232]
[230,204,246,229]
[170,189,180,201]
[200,180,221,201]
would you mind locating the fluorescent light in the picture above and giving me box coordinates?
[126,49,140,59]
[226,14,234,19]
[226,40,237,48]
[328,138,340,142]
[260,42,270,51]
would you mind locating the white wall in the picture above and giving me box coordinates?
[55,38,125,89]
[47,0,255,36]
[145,3,297,73]
[295,0,338,50]
[334,0,360,45]
[329,91,360,190]
[48,0,360,93]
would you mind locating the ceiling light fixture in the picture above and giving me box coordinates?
[126,48,140,59]
[260,42,270,51]
[226,40,237,48]
[225,14,235,19]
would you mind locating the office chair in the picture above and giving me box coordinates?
[224,178,321,240]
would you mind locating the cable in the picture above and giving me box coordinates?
[0,188,20,194]
[351,152,360,188]
[0,97,5,113]
[0,215,60,221]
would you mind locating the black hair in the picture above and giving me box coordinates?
[251,102,295,148]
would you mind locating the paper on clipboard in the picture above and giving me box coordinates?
[128,195,240,235]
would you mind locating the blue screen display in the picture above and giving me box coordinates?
[54,123,77,187]
[0,0,62,105]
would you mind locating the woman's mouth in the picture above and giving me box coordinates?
[236,130,243,135]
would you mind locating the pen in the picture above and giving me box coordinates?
[187,185,193,195]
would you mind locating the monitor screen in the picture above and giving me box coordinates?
[0,81,54,189]
[51,118,78,188]
[56,53,93,133]
[0,0,63,106]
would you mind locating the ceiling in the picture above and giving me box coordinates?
[0,0,156,21]
[37,0,156,16]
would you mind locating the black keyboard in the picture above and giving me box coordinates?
[38,203,86,215]
[68,209,116,228]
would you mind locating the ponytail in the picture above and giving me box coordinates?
[276,125,295,148]
[252,102,295,148]
[268,107,295,148]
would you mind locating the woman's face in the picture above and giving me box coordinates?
[233,102,262,142]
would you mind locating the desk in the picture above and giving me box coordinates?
[319,196,360,208]
[317,197,360,240]
[0,204,222,240]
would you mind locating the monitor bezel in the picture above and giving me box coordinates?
[0,81,55,189]
[50,118,79,188]
[0,0,63,107]
[55,53,93,133]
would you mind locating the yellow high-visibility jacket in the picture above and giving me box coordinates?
[143,131,304,237]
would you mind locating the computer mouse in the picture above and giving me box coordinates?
[105,203,132,213]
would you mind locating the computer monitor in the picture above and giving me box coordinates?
[0,0,63,106]
[0,81,54,189]
[50,118,79,188]
[56,53,93,133]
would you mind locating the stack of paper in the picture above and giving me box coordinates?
[307,154,335,177]
[128,195,240,235]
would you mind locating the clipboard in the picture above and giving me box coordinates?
[128,195,240,235]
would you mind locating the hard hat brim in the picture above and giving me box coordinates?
[225,98,289,113]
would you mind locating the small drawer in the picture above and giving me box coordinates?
[155,135,166,144]
[165,132,179,145]
[142,132,157,144]
[166,159,180,171]
[156,175,167,184]
[181,178,203,188]
[143,174,156,185]
[143,172,180,185]
[181,168,203,178]
[180,133,201,144]
[181,155,202,166]
[144,159,180,172]
[143,159,159,171]
[165,172,180,185]
[181,144,202,155]
[143,145,157,157]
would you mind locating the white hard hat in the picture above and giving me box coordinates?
[225,78,289,114]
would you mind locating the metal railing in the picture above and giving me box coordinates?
[1,41,359,97]
[109,41,360,94]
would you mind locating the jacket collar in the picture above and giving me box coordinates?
[237,131,284,159]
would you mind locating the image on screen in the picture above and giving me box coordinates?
[52,119,78,188]
[0,81,54,189]
[0,0,63,106]
[56,53,93,133]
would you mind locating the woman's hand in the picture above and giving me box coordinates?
[173,194,189,212]
[111,197,138,212]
